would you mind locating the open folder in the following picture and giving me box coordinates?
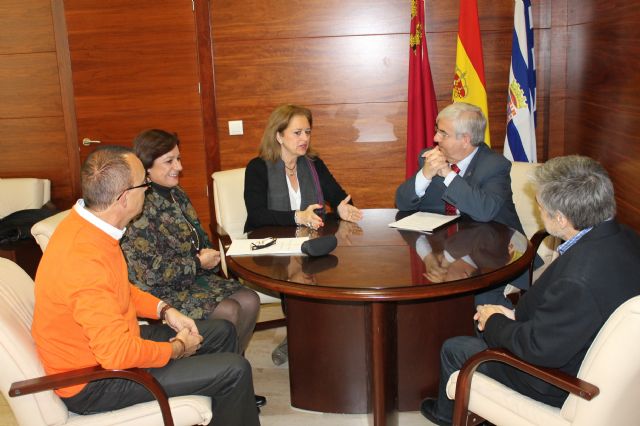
[388,211,459,233]
[226,237,309,256]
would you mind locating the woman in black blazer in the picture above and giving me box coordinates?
[244,104,362,233]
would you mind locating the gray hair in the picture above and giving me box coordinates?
[437,102,487,146]
[81,146,134,210]
[534,155,616,229]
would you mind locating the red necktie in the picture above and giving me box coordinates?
[444,164,460,215]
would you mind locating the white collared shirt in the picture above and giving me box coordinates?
[414,147,479,197]
[73,199,126,241]
[285,173,302,210]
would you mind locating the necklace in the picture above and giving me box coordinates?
[284,163,297,176]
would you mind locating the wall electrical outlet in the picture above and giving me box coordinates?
[228,120,244,135]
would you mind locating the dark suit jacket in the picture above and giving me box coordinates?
[483,219,640,406]
[244,157,348,232]
[395,144,524,234]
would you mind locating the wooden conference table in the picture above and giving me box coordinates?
[224,209,534,426]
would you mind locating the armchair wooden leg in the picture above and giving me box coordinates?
[464,412,486,426]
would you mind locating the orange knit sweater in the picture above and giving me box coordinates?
[32,209,172,397]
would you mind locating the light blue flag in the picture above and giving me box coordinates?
[504,0,536,162]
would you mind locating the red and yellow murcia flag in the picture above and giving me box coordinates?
[406,0,438,178]
[452,0,490,145]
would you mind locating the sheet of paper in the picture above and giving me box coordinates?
[226,237,309,256]
[388,211,459,233]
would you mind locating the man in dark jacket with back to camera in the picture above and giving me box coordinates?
[420,155,640,426]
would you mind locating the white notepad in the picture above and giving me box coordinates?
[226,237,309,256]
[388,211,459,233]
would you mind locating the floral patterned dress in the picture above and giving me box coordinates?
[121,185,242,320]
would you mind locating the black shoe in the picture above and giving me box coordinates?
[255,394,267,408]
[420,398,452,426]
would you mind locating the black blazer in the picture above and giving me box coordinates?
[483,220,640,406]
[244,157,348,232]
[395,144,524,233]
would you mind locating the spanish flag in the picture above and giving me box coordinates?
[452,0,490,146]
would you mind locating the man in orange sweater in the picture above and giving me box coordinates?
[32,146,259,426]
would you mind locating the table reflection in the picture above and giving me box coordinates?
[253,255,339,285]
[236,209,529,289]
[402,222,528,285]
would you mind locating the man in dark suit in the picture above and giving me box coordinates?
[396,102,523,232]
[396,102,527,304]
[420,155,640,426]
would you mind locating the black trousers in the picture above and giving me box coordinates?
[432,335,567,423]
[62,319,260,426]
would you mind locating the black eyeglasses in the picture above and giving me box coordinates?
[250,237,277,251]
[116,180,151,200]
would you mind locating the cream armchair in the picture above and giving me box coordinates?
[0,178,51,219]
[0,258,212,426]
[30,210,70,252]
[446,295,640,426]
[212,168,249,241]
[510,162,559,273]
[212,168,280,304]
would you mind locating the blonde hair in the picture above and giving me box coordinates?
[259,104,317,162]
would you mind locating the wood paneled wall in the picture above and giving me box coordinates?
[210,0,554,209]
[3,0,640,233]
[0,0,78,208]
[211,0,408,208]
[563,0,640,230]
[63,0,212,229]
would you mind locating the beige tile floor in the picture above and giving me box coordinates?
[0,394,16,426]
[0,304,435,425]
